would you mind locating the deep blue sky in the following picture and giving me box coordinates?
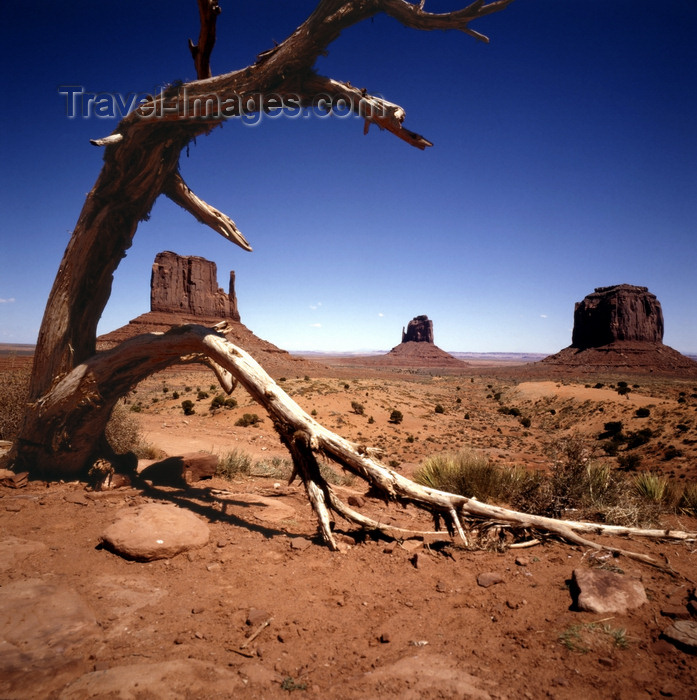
[1,1,695,353]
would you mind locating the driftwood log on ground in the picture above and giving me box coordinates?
[29,322,697,569]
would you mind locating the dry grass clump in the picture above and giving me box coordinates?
[105,401,160,459]
[0,368,30,440]
[413,437,693,528]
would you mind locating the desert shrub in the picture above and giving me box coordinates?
[434,404,445,414]
[196,390,209,401]
[663,445,682,461]
[600,421,623,439]
[351,401,365,415]
[678,483,697,516]
[236,413,261,427]
[0,368,30,440]
[414,449,542,507]
[105,401,157,458]
[634,407,650,418]
[633,472,669,504]
[181,400,195,415]
[675,424,689,433]
[217,449,253,479]
[210,393,237,411]
[617,453,641,471]
[388,410,403,424]
[520,416,531,428]
[172,391,180,400]
[625,428,653,449]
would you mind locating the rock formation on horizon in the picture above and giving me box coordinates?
[369,314,466,367]
[542,284,697,375]
[151,251,240,321]
[571,284,663,348]
[402,315,434,344]
[97,252,325,377]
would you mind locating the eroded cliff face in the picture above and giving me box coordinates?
[150,251,239,321]
[572,284,663,349]
[401,315,434,344]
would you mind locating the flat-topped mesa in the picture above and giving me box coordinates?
[150,251,240,321]
[571,284,663,348]
[402,315,434,344]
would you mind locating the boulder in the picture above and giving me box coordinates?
[402,315,434,344]
[571,284,663,348]
[150,250,240,320]
[139,452,218,486]
[100,503,210,561]
[571,568,647,614]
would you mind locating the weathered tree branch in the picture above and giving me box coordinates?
[18,324,694,568]
[189,0,221,80]
[162,171,252,251]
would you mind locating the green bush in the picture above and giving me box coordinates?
[236,413,261,427]
[210,393,237,411]
[634,407,650,418]
[181,400,195,415]
[197,390,209,401]
[351,401,365,415]
[389,410,403,424]
[434,404,445,414]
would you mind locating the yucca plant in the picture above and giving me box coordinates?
[633,472,669,504]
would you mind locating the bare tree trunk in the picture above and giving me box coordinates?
[17,0,513,476]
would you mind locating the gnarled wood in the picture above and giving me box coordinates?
[17,323,695,567]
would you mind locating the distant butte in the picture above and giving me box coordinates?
[97,252,325,378]
[368,315,467,368]
[542,284,697,375]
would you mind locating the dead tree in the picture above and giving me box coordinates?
[10,1,695,561]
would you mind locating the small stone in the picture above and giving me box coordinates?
[650,639,675,655]
[435,580,448,593]
[598,657,614,667]
[572,568,647,614]
[515,556,530,567]
[347,495,366,508]
[379,631,391,644]
[191,607,205,615]
[662,620,697,653]
[660,605,691,620]
[290,537,312,551]
[246,608,270,627]
[477,572,504,588]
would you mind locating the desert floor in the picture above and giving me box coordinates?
[2,358,696,698]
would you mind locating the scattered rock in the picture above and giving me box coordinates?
[660,605,691,620]
[290,537,312,551]
[347,494,366,508]
[477,572,504,588]
[662,620,697,654]
[571,568,647,614]
[0,536,47,573]
[139,452,218,486]
[0,470,28,488]
[64,492,89,506]
[60,659,244,698]
[246,608,271,627]
[100,503,209,561]
[0,579,101,693]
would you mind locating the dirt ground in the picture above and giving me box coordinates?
[2,360,697,698]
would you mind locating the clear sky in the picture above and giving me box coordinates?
[1,1,695,354]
